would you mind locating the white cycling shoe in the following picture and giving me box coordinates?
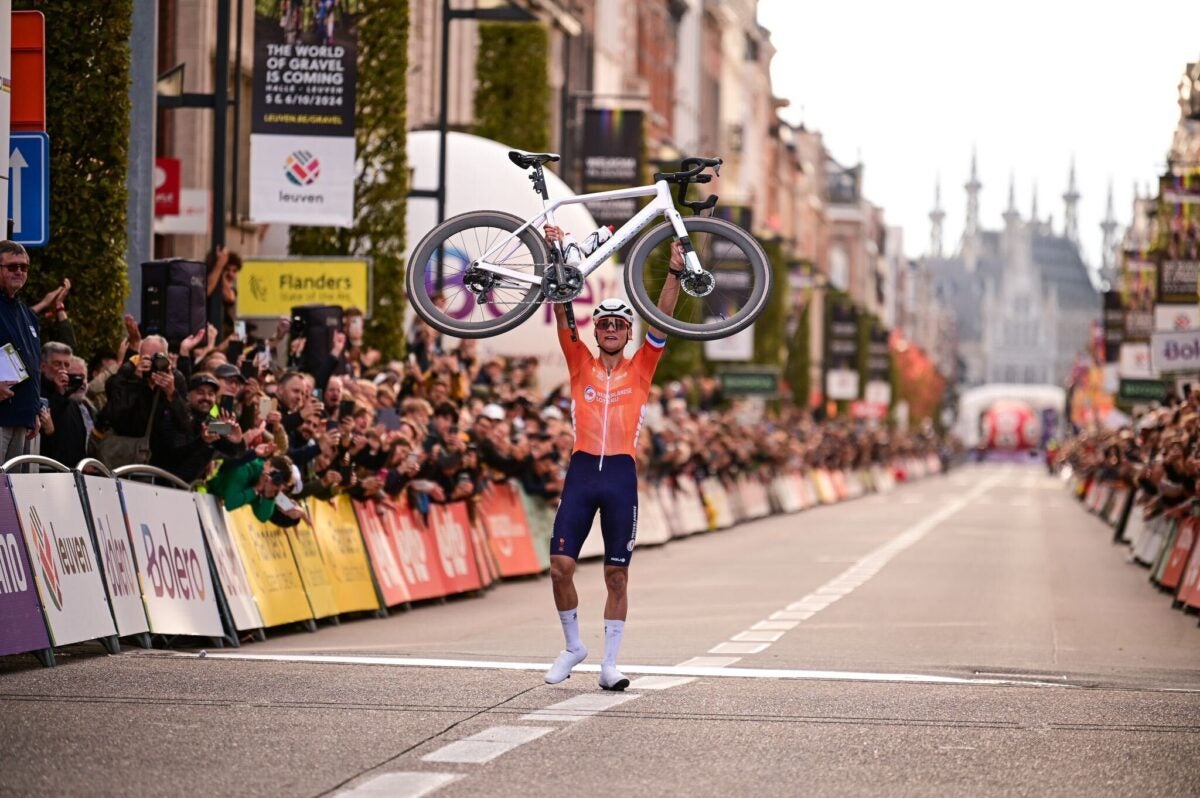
[544,647,588,684]
[599,665,630,692]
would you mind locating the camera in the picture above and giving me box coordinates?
[268,469,289,486]
[66,373,85,394]
[151,352,171,373]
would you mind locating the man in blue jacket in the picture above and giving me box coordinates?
[0,241,42,461]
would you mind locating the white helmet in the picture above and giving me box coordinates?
[593,298,634,325]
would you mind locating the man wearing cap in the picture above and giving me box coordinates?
[151,371,246,483]
[541,225,682,692]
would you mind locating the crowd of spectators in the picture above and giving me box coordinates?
[1,240,949,531]
[1054,391,1200,524]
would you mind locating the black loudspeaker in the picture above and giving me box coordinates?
[290,304,343,375]
[141,259,207,347]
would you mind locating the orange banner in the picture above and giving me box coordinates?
[426,502,483,595]
[352,500,411,607]
[1161,517,1198,591]
[476,482,542,577]
[378,500,447,602]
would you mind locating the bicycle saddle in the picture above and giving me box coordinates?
[508,150,561,169]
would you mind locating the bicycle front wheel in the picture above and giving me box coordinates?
[624,216,772,341]
[406,211,549,339]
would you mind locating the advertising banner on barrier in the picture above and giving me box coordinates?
[475,481,541,577]
[118,481,223,638]
[1161,517,1197,591]
[80,476,149,637]
[193,494,263,632]
[427,502,483,595]
[376,500,444,602]
[0,477,51,657]
[307,496,380,614]
[8,473,116,646]
[289,521,338,619]
[225,506,313,627]
[352,500,411,607]
[636,487,672,546]
[518,490,554,571]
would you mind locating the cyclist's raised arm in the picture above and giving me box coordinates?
[543,225,572,331]
[647,240,685,341]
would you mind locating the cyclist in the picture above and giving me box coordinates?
[542,224,682,691]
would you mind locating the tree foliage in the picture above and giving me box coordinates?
[14,0,133,357]
[290,0,410,358]
[473,22,550,151]
[752,236,787,368]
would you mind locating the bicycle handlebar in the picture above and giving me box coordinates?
[652,156,723,184]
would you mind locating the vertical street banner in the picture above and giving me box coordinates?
[306,496,380,614]
[0,477,51,658]
[81,476,149,638]
[1120,252,1156,342]
[118,480,223,638]
[250,2,358,226]
[580,109,644,233]
[825,295,860,401]
[193,493,263,632]
[1102,291,1123,363]
[8,473,116,646]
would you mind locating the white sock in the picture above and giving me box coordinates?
[559,609,583,652]
[602,619,625,668]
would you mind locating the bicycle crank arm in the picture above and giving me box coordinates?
[562,301,579,342]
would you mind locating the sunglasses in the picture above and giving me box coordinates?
[2,262,30,273]
[595,319,630,332]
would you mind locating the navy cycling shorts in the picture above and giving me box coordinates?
[552,452,638,567]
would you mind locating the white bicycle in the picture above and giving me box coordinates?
[405,151,772,341]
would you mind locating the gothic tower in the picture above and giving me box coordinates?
[1100,181,1118,284]
[963,149,982,273]
[929,177,946,257]
[1063,158,1080,243]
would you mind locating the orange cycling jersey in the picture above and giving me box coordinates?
[558,326,666,463]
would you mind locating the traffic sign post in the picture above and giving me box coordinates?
[7,132,50,248]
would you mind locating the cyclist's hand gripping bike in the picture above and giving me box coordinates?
[405,150,771,341]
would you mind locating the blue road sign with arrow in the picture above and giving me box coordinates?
[7,132,50,248]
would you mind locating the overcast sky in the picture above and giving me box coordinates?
[757,0,1200,268]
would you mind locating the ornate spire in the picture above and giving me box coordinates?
[963,148,982,272]
[1100,180,1118,280]
[1063,157,1080,243]
[1030,181,1039,223]
[1003,171,1019,227]
[929,176,946,258]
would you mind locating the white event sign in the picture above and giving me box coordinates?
[1150,330,1200,375]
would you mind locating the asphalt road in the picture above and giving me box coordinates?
[3,463,1199,797]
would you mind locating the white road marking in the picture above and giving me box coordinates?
[708,642,771,655]
[627,676,697,690]
[751,620,799,631]
[181,651,1069,687]
[422,726,554,763]
[677,656,740,667]
[521,693,639,722]
[732,630,785,642]
[770,611,815,621]
[339,771,460,797]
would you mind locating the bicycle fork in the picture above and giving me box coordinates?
[665,208,705,279]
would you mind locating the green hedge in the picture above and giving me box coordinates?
[14,0,133,357]
[752,236,787,367]
[474,22,550,151]
[290,0,410,358]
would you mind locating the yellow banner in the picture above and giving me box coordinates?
[239,259,370,318]
[288,521,339,619]
[224,507,313,627]
[307,495,380,614]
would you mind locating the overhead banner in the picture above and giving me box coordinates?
[476,481,543,577]
[80,476,149,637]
[0,478,51,658]
[306,496,380,614]
[580,108,644,232]
[239,258,370,318]
[119,480,223,638]
[224,506,313,627]
[250,5,358,226]
[8,474,116,646]
[194,494,263,632]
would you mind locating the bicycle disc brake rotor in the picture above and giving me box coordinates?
[542,265,584,302]
[680,270,716,298]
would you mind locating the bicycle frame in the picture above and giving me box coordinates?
[473,180,693,288]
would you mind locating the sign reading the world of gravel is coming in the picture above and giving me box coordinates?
[250,3,358,226]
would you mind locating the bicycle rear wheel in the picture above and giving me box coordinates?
[624,216,771,341]
[406,211,549,339]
